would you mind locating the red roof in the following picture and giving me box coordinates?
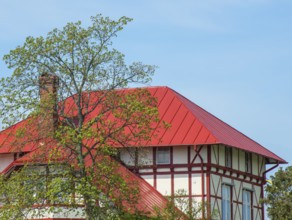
[0,119,40,153]
[0,86,285,217]
[145,86,286,163]
[0,86,286,163]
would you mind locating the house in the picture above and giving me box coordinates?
[0,74,286,220]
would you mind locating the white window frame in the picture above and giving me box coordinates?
[222,184,232,220]
[242,189,252,220]
[156,147,170,165]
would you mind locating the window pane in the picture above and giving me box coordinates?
[243,190,252,220]
[222,184,232,220]
[245,153,252,173]
[225,147,232,168]
[156,147,170,164]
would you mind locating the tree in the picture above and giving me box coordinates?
[153,189,218,220]
[263,166,292,220]
[0,14,160,219]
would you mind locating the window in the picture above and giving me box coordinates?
[243,190,252,220]
[225,147,232,168]
[156,147,170,164]
[245,152,252,173]
[222,184,232,220]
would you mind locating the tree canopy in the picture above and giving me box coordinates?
[0,14,161,219]
[263,166,292,220]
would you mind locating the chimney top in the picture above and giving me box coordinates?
[39,73,59,86]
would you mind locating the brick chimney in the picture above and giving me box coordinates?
[39,73,59,133]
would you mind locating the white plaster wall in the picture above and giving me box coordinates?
[174,167,188,172]
[232,149,239,170]
[242,181,252,190]
[211,145,219,164]
[157,168,171,172]
[200,146,208,163]
[221,176,232,185]
[238,150,245,172]
[139,168,153,173]
[156,175,171,196]
[253,185,262,207]
[218,145,225,166]
[142,175,154,187]
[192,174,204,195]
[234,179,243,202]
[173,146,188,164]
[174,174,189,194]
[0,154,14,172]
[191,146,208,164]
[211,198,220,220]
[259,156,266,175]
[210,174,221,197]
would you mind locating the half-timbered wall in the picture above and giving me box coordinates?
[119,146,208,213]
[210,144,265,220]
[120,145,266,219]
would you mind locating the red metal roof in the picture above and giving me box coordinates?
[0,86,286,163]
[145,86,286,163]
[0,119,39,153]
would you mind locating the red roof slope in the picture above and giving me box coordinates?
[0,86,286,163]
[0,119,39,153]
[146,86,286,164]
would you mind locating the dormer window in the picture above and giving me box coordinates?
[245,152,252,173]
[156,147,170,165]
[225,147,232,168]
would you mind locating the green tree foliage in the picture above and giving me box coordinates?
[153,189,217,220]
[0,14,160,219]
[263,166,292,220]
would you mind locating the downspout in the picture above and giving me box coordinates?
[262,161,279,182]
[261,160,279,220]
[193,145,205,220]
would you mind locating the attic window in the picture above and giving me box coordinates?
[245,152,252,173]
[225,147,232,168]
[156,147,170,165]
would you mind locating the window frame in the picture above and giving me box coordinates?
[245,152,252,173]
[242,189,253,220]
[225,147,232,168]
[222,183,232,220]
[156,147,171,165]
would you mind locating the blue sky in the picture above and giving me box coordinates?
[1,0,291,175]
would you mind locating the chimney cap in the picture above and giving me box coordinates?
[39,73,59,85]
[40,72,57,78]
